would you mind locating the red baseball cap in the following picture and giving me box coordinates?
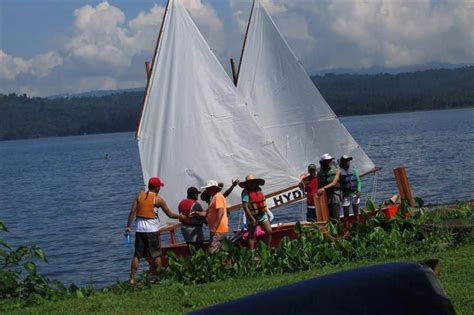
[148,177,164,187]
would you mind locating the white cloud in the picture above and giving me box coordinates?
[230,0,474,70]
[0,50,29,80]
[1,0,473,96]
[182,0,222,30]
[65,0,223,68]
[65,2,132,67]
[0,50,62,81]
[326,0,474,67]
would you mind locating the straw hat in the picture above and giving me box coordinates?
[239,174,265,188]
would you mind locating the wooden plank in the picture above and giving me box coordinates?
[314,190,329,222]
[393,167,415,207]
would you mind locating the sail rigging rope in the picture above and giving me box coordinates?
[237,207,243,231]
[370,171,379,202]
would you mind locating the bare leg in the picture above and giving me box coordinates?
[353,204,360,222]
[342,205,350,228]
[129,256,139,284]
[247,224,256,250]
[260,220,273,247]
[148,256,161,274]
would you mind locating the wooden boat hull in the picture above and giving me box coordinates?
[160,205,400,267]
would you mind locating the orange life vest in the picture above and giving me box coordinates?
[136,191,157,219]
[247,190,267,216]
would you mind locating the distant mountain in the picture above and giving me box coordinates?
[47,87,145,99]
[46,62,472,99]
[312,61,473,76]
[2,66,473,141]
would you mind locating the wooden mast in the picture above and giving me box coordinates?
[145,61,151,79]
[135,0,172,138]
[230,58,238,85]
[233,0,255,86]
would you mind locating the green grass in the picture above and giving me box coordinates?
[3,239,473,315]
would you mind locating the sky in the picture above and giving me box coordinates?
[0,0,473,97]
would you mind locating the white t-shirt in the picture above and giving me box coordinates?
[136,217,160,233]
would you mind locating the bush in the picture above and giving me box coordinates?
[157,200,472,285]
[0,221,95,307]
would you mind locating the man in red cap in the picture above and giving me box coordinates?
[125,177,185,285]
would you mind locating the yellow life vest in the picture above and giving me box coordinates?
[136,191,157,219]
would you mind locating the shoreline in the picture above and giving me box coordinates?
[1,106,473,142]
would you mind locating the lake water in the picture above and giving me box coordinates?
[0,108,473,287]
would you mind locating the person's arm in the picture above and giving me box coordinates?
[242,203,257,226]
[355,169,361,197]
[223,179,239,198]
[299,177,307,191]
[318,169,341,193]
[155,196,185,220]
[125,194,138,232]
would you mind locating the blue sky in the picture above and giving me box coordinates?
[1,0,473,96]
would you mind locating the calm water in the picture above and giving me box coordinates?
[0,108,473,287]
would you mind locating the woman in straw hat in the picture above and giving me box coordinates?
[240,174,272,249]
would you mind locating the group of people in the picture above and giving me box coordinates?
[300,154,361,224]
[125,174,272,284]
[124,153,361,284]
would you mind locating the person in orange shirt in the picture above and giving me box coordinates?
[200,180,229,254]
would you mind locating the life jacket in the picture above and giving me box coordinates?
[340,166,358,193]
[318,165,340,195]
[178,198,203,226]
[244,189,267,216]
[136,191,157,219]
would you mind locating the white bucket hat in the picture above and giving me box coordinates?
[201,180,220,190]
[319,153,334,162]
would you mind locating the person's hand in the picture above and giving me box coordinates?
[231,179,239,187]
[299,181,304,190]
[251,219,258,227]
[356,191,361,198]
[178,214,186,221]
[317,188,325,196]
[125,227,132,234]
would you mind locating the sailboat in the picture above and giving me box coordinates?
[136,0,399,264]
[235,0,376,176]
[136,0,298,230]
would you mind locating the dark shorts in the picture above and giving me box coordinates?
[134,232,161,259]
[329,202,341,221]
[306,206,317,222]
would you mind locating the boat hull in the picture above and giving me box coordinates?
[159,205,399,267]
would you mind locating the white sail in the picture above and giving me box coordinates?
[137,0,297,226]
[237,0,375,175]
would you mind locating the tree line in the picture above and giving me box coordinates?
[1,66,473,140]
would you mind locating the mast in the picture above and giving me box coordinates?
[234,0,255,86]
[135,0,172,138]
[230,58,238,85]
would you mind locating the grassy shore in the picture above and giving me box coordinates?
[4,238,473,315]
